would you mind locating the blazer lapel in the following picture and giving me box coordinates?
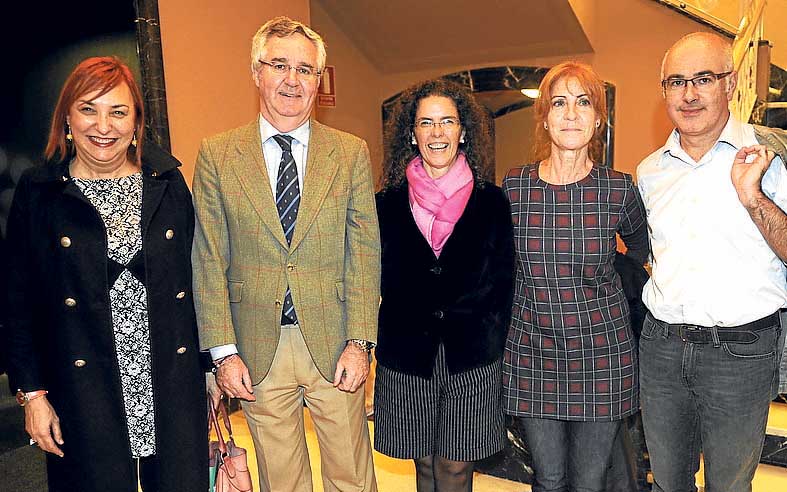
[231,121,288,248]
[141,174,167,236]
[289,120,340,251]
[437,186,478,261]
[391,185,439,262]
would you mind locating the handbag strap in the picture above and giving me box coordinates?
[209,401,228,455]
[216,398,235,438]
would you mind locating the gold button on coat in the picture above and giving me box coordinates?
[287,263,295,272]
[165,229,174,240]
[60,236,71,248]
[175,291,186,299]
[275,299,282,307]
[176,347,187,354]
[74,359,86,368]
[64,298,77,307]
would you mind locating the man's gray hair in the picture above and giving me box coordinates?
[660,32,734,81]
[250,16,327,75]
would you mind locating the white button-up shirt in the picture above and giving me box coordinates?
[637,115,787,327]
[209,115,311,361]
[259,114,310,195]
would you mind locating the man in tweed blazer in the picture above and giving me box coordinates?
[192,17,380,492]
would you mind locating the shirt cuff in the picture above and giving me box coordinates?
[209,344,238,361]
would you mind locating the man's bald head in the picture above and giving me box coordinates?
[661,32,733,81]
[659,31,737,150]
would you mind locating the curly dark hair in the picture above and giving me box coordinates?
[381,79,492,189]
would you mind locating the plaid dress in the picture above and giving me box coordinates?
[502,164,648,421]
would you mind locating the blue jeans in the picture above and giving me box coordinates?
[639,313,780,492]
[518,417,620,492]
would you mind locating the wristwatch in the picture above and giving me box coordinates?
[348,339,374,353]
[15,390,48,407]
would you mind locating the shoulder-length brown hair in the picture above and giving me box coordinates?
[45,56,145,166]
[532,61,607,163]
[382,79,492,189]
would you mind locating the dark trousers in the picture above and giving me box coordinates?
[518,417,620,492]
[639,313,779,492]
[135,455,160,492]
[48,454,159,492]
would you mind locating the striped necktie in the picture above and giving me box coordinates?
[273,134,299,325]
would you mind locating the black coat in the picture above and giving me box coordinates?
[613,252,649,344]
[375,182,515,378]
[5,144,208,492]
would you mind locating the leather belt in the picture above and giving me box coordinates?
[651,312,779,344]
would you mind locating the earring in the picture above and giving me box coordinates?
[411,134,417,145]
[131,132,138,147]
[66,124,73,142]
[543,122,548,130]
[595,120,600,128]
[459,133,466,144]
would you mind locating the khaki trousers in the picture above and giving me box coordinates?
[242,328,377,492]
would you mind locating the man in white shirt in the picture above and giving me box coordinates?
[637,32,787,492]
[192,16,380,492]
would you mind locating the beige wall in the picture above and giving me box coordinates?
[310,1,385,186]
[159,0,310,184]
[676,0,787,69]
[763,0,787,69]
[157,0,764,184]
[494,107,536,184]
[311,0,719,179]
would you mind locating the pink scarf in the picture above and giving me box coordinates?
[406,153,474,257]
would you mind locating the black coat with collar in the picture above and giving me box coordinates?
[375,181,515,378]
[5,144,207,492]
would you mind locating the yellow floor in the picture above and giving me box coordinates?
[225,409,529,492]
[691,402,787,492]
[222,403,787,492]
[695,460,787,492]
[767,401,787,437]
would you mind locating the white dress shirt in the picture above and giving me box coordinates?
[637,115,787,327]
[209,115,311,361]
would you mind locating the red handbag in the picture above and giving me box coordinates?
[209,400,253,492]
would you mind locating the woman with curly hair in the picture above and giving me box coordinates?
[373,79,515,492]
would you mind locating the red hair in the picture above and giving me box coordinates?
[532,61,608,163]
[45,56,145,166]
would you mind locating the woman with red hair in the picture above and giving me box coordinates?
[502,62,649,492]
[5,56,207,492]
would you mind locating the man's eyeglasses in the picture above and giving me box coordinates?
[258,60,322,78]
[414,117,461,131]
[661,71,732,92]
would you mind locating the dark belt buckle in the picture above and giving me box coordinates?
[680,325,708,344]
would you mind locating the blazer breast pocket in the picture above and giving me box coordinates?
[228,280,244,303]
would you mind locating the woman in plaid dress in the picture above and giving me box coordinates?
[502,62,649,492]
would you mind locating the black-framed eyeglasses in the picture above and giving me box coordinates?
[661,71,732,92]
[258,60,322,78]
[414,117,461,131]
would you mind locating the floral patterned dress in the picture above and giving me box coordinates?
[73,172,155,457]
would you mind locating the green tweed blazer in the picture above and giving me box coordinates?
[192,119,381,383]
[754,124,787,395]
